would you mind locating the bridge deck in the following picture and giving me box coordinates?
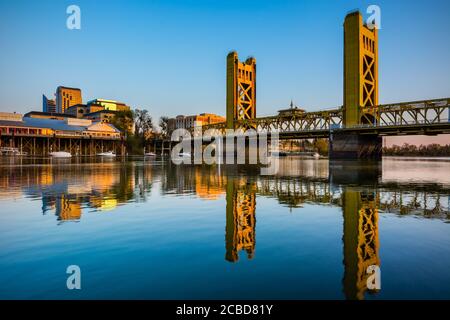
[191,98,450,139]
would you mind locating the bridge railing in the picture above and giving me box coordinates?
[362,98,450,127]
[192,108,343,136]
[186,98,449,136]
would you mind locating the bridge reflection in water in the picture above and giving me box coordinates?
[0,158,448,299]
[222,173,381,300]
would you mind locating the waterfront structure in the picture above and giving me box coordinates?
[0,112,123,156]
[24,111,76,120]
[56,86,82,114]
[167,113,225,133]
[42,95,56,113]
[226,51,256,129]
[0,112,23,122]
[22,116,120,138]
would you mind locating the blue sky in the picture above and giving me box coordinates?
[0,0,449,128]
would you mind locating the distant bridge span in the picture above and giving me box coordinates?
[199,98,450,139]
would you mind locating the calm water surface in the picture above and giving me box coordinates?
[0,156,449,300]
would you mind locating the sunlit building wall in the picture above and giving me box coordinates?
[56,86,82,114]
[87,99,131,112]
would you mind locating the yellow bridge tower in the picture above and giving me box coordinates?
[343,11,379,126]
[226,51,257,129]
[330,11,382,159]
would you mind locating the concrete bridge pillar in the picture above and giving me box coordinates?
[329,133,382,160]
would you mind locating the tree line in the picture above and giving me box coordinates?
[110,110,170,155]
[383,143,450,157]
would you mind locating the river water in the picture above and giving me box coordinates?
[0,156,449,299]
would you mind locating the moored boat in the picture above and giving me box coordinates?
[97,151,116,157]
[144,152,156,157]
[50,151,72,158]
[0,147,27,156]
[271,151,288,157]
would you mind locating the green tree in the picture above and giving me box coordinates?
[111,110,134,136]
[134,109,153,140]
[383,143,450,157]
[314,139,329,156]
[159,116,169,138]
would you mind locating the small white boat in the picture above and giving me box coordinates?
[144,152,156,157]
[97,151,116,157]
[0,147,27,156]
[289,151,321,159]
[50,151,72,158]
[271,151,288,157]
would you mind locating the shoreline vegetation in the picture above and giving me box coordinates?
[383,143,450,157]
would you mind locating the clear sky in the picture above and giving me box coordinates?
[0,0,449,144]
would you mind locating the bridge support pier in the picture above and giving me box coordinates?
[329,133,382,160]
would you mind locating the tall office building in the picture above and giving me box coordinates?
[42,94,56,113]
[55,86,82,113]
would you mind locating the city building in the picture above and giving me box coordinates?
[63,97,132,126]
[87,99,131,112]
[42,95,56,113]
[56,86,82,113]
[0,112,23,122]
[167,113,225,132]
[65,104,87,119]
[84,109,117,123]
[65,103,112,119]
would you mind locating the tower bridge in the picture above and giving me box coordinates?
[193,11,450,160]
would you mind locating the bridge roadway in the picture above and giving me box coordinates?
[192,98,450,140]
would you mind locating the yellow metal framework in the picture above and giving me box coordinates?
[362,98,450,127]
[226,51,257,129]
[196,98,449,138]
[343,11,379,127]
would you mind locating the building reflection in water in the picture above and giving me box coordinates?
[0,158,448,299]
[0,162,153,222]
[55,195,82,221]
